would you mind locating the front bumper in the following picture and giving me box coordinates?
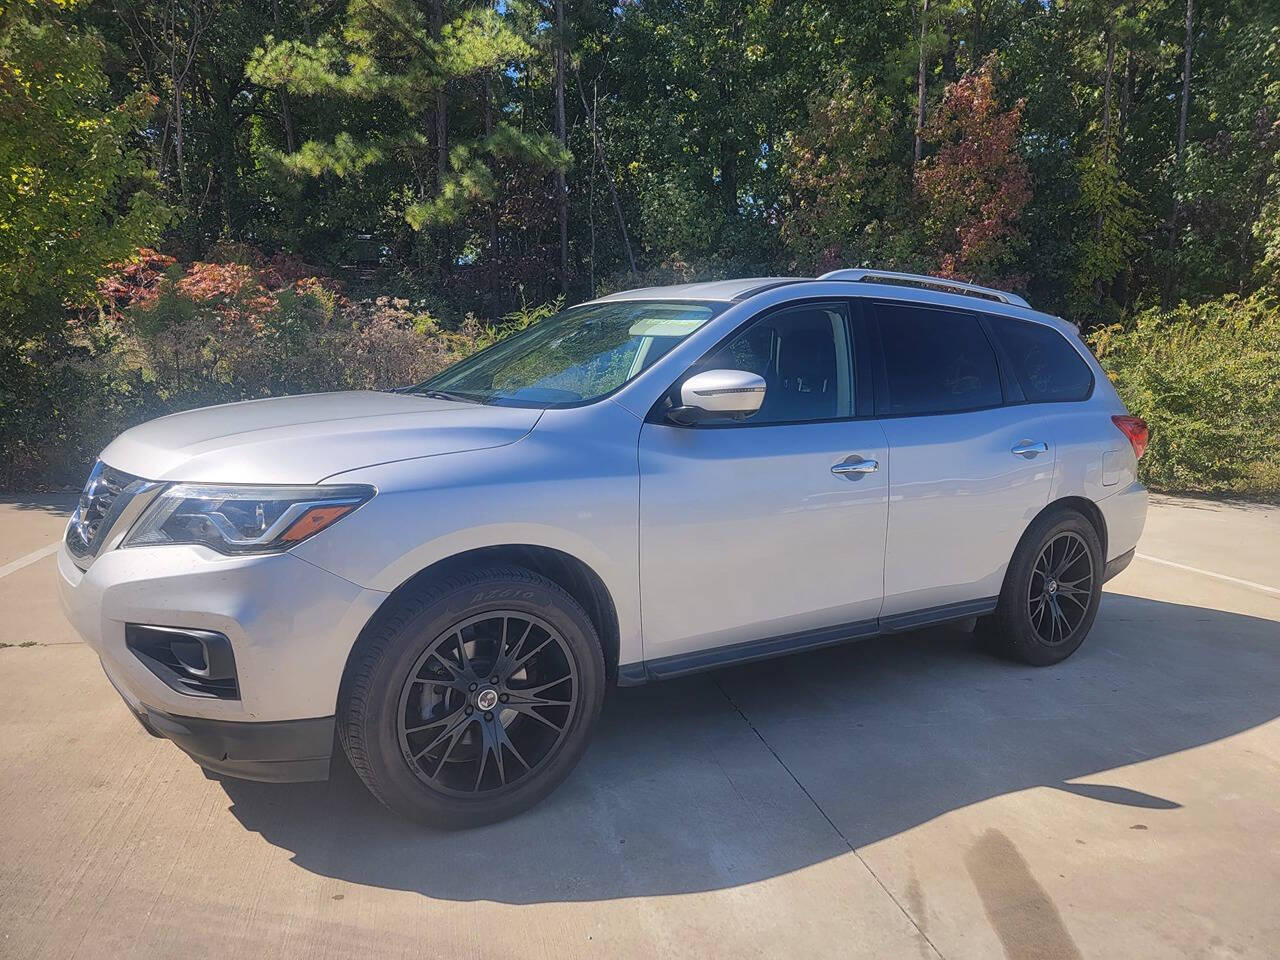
[105,660,334,781]
[58,535,386,780]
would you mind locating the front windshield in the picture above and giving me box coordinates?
[415,300,721,407]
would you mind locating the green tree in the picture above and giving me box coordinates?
[246,0,568,274]
[780,75,910,272]
[1173,15,1280,299]
[0,0,168,341]
[1073,141,1145,315]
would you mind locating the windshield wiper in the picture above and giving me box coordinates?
[414,389,486,404]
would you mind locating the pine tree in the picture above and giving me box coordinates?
[247,0,568,267]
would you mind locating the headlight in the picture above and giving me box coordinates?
[122,483,375,555]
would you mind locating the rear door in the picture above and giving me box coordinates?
[870,300,1055,619]
[637,300,888,669]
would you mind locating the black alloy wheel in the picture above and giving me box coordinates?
[1028,531,1095,645]
[981,508,1104,666]
[396,612,578,795]
[340,565,605,828]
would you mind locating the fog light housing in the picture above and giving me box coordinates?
[125,624,239,700]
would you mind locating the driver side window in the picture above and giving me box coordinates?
[698,302,855,425]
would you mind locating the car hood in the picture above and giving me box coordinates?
[100,391,542,484]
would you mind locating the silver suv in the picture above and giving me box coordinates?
[58,270,1149,827]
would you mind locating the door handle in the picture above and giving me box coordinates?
[832,457,879,477]
[1011,440,1048,459]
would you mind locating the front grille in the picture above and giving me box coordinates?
[65,461,147,562]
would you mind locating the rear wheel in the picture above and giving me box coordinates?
[339,565,605,828]
[982,509,1103,666]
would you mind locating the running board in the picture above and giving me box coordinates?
[616,596,998,685]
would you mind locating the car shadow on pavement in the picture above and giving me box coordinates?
[0,496,77,515]
[217,593,1280,904]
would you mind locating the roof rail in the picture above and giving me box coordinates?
[816,269,1031,309]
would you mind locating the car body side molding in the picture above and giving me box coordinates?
[618,596,1000,685]
[878,596,999,633]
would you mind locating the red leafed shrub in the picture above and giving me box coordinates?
[95,248,176,312]
[174,261,278,330]
[914,54,1031,289]
[96,245,477,404]
[6,245,525,490]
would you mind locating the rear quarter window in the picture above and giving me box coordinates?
[987,314,1093,403]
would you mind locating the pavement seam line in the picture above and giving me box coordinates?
[712,676,946,960]
[0,541,60,579]
[1135,552,1280,598]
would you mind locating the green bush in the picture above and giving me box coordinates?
[0,250,548,491]
[6,248,1278,498]
[1088,293,1280,496]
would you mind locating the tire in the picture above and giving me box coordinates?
[339,565,605,828]
[982,508,1104,666]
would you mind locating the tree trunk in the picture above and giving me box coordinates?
[169,1,189,205]
[1112,45,1135,309]
[173,73,189,205]
[430,0,448,277]
[588,83,598,296]
[1176,0,1193,164]
[716,2,740,223]
[433,107,447,193]
[270,0,296,153]
[1163,0,1194,310]
[1101,23,1114,166]
[484,75,498,260]
[165,0,210,215]
[1118,47,1133,147]
[718,72,737,221]
[1095,20,1116,301]
[971,0,984,69]
[431,0,447,187]
[576,71,636,276]
[914,0,929,167]
[554,0,568,296]
[209,65,238,239]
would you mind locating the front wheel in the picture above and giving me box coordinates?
[339,565,605,828]
[982,509,1104,666]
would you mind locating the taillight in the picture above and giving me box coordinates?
[1112,415,1149,459]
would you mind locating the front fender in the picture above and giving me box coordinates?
[290,403,644,669]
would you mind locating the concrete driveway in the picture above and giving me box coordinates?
[1,494,1278,959]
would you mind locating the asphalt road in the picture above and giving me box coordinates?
[1,493,1278,959]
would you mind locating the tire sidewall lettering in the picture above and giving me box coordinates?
[468,588,537,604]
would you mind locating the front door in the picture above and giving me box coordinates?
[637,301,888,671]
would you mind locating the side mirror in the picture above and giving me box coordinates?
[667,369,766,425]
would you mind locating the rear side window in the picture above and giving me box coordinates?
[874,303,1003,415]
[987,315,1094,402]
